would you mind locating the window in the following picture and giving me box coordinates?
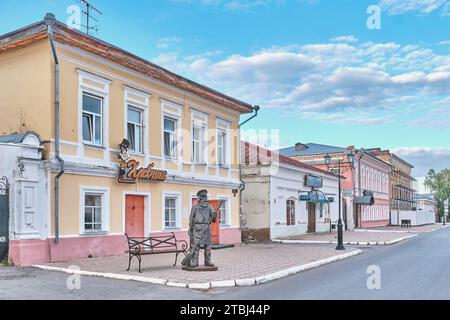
[286,200,296,226]
[219,200,228,226]
[217,130,227,167]
[127,107,143,153]
[164,117,176,158]
[192,125,204,163]
[164,197,177,228]
[82,94,103,145]
[84,193,103,232]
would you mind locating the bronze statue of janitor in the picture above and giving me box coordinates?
[184,189,217,268]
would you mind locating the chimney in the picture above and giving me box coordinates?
[44,13,56,22]
[295,143,307,152]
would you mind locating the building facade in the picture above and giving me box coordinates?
[241,143,340,240]
[367,149,418,215]
[0,15,254,266]
[278,143,391,229]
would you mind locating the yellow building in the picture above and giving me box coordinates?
[0,14,255,266]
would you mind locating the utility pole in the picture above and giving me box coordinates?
[80,0,102,35]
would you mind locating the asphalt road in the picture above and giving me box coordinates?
[1,227,449,300]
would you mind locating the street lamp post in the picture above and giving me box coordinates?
[324,151,355,251]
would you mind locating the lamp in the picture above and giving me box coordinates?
[346,150,355,165]
[324,154,332,166]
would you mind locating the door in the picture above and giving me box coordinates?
[125,195,145,238]
[0,177,9,262]
[307,202,316,233]
[191,198,221,245]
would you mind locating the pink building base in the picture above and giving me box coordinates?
[361,220,390,228]
[9,228,241,266]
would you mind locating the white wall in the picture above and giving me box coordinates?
[269,161,340,239]
[391,210,436,226]
[0,136,49,241]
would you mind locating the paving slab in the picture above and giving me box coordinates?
[34,243,361,288]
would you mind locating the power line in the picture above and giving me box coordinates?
[80,0,103,35]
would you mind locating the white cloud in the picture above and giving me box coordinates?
[392,147,450,177]
[330,35,359,43]
[379,0,449,16]
[156,36,182,49]
[152,39,450,126]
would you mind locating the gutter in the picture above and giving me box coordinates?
[238,106,260,235]
[46,13,64,244]
[356,148,365,228]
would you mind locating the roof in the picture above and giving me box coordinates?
[278,143,348,157]
[0,132,43,145]
[368,149,414,169]
[242,142,340,178]
[0,14,254,114]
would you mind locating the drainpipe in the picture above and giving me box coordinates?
[46,13,65,244]
[238,105,260,236]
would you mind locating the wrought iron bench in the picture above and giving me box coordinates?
[125,233,188,273]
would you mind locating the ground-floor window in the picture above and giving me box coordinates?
[163,192,181,229]
[219,200,229,226]
[80,188,109,234]
[286,199,296,226]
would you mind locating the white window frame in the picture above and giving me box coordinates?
[79,187,110,235]
[162,191,182,230]
[160,99,183,162]
[163,116,177,159]
[127,106,144,153]
[216,118,231,168]
[82,93,103,146]
[124,86,150,156]
[217,196,232,227]
[77,70,111,161]
[192,124,206,164]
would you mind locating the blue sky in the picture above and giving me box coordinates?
[1,0,450,177]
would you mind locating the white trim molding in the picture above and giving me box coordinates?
[79,186,111,235]
[161,191,183,231]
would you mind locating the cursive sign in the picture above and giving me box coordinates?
[117,139,167,183]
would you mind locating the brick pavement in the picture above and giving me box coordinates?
[42,243,360,285]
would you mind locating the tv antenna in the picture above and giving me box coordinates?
[80,0,103,35]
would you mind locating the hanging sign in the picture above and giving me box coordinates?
[117,139,167,183]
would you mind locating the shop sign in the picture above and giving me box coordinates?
[117,139,167,183]
[304,175,323,188]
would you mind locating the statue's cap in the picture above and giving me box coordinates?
[197,190,208,197]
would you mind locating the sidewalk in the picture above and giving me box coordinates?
[357,224,449,234]
[275,230,417,245]
[34,243,361,289]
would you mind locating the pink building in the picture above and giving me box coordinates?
[278,143,391,229]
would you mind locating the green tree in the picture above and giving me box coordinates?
[425,169,450,220]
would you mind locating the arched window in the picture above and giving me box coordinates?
[286,199,296,226]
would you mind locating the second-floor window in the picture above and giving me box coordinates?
[217,130,227,167]
[164,117,176,158]
[127,107,143,153]
[82,94,103,146]
[192,125,204,164]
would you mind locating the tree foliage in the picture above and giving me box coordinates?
[425,169,450,217]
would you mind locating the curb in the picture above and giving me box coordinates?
[32,249,361,289]
[273,234,417,246]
